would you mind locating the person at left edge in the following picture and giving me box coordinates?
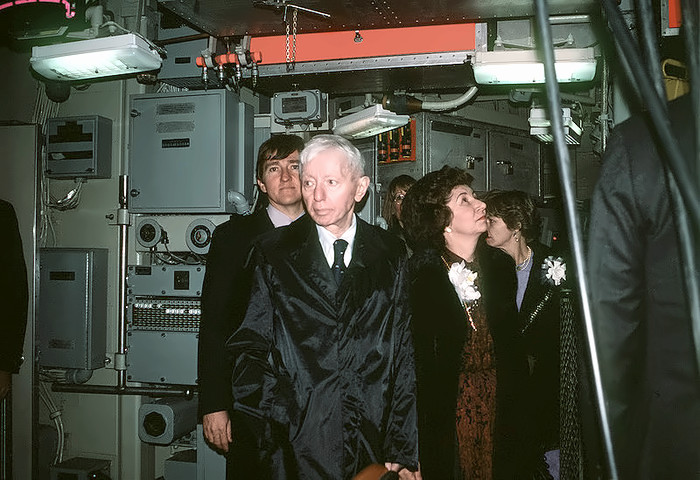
[0,199,28,400]
[197,134,305,477]
[227,134,418,479]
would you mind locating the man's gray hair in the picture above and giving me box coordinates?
[299,134,365,179]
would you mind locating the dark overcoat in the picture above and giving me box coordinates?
[198,208,274,417]
[0,199,28,374]
[406,243,532,479]
[197,208,275,476]
[228,214,419,480]
[519,242,561,452]
[588,96,700,479]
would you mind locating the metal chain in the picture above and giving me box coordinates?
[285,6,291,67]
[291,8,297,65]
[284,7,297,70]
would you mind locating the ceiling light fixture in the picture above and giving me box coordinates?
[472,47,597,85]
[30,33,163,82]
[332,104,410,139]
[529,106,582,145]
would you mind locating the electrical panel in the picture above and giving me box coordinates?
[488,130,543,194]
[156,25,221,89]
[158,37,210,89]
[126,265,204,385]
[128,89,254,213]
[378,112,544,199]
[45,116,112,179]
[271,90,329,133]
[38,248,108,370]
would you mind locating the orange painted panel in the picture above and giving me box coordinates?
[669,0,681,28]
[250,23,476,65]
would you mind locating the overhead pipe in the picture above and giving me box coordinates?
[382,86,479,114]
[533,0,618,478]
[52,384,195,398]
[548,14,591,24]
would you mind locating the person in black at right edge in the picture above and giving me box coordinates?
[588,95,700,479]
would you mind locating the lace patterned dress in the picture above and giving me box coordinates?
[446,255,498,479]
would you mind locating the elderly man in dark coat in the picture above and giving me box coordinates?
[228,134,418,479]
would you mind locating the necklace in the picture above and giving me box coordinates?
[440,255,478,331]
[516,246,532,272]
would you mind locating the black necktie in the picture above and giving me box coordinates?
[332,239,348,285]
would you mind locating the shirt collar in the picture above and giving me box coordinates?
[316,215,357,269]
[266,204,303,228]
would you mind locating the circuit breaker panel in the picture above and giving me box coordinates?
[128,89,254,213]
[38,248,108,370]
[126,264,204,385]
[45,116,112,179]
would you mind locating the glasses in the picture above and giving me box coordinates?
[392,193,406,204]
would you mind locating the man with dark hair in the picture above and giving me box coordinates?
[197,134,305,476]
[228,134,418,479]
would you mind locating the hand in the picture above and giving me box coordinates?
[203,410,232,452]
[384,463,421,480]
[0,371,11,400]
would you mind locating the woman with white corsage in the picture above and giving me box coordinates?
[482,189,564,480]
[401,167,534,479]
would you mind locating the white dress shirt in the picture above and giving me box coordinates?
[316,215,357,269]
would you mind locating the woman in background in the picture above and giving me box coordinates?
[382,174,416,239]
[401,167,532,479]
[482,189,561,479]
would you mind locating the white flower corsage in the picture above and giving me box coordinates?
[447,261,482,304]
[542,256,566,286]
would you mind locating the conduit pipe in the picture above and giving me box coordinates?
[52,384,195,397]
[117,174,129,389]
[382,86,479,114]
[534,0,618,477]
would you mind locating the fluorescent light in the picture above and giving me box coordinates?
[529,107,582,144]
[30,34,163,82]
[473,48,597,85]
[333,104,410,139]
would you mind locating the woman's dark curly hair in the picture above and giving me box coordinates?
[401,166,474,251]
[480,189,541,243]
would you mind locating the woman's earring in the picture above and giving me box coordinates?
[514,233,520,242]
[445,226,452,234]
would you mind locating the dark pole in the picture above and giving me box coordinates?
[532,0,619,477]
